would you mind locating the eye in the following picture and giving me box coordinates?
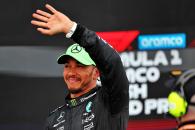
[64,63,69,68]
[77,63,85,68]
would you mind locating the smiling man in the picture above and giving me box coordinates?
[31,4,129,130]
[59,43,99,98]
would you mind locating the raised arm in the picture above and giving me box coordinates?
[71,25,129,114]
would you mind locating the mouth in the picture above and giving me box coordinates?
[67,77,81,84]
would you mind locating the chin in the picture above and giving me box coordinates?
[68,88,83,94]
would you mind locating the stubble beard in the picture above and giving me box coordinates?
[68,69,94,95]
[68,87,83,94]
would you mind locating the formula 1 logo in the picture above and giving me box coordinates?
[96,30,140,52]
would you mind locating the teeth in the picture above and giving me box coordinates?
[68,77,78,83]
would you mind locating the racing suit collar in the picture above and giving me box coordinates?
[65,86,100,107]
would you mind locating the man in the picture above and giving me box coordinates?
[178,99,195,130]
[167,69,195,130]
[31,4,129,130]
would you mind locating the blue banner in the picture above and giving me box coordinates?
[138,33,186,50]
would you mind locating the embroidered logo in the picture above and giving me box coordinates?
[57,126,64,130]
[70,99,77,106]
[82,113,95,124]
[84,122,94,130]
[53,112,65,128]
[71,44,82,53]
[86,101,92,113]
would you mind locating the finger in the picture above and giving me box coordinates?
[31,20,48,28]
[32,13,49,22]
[45,4,57,14]
[37,28,51,35]
[36,9,52,18]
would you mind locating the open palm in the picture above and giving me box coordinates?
[31,4,73,35]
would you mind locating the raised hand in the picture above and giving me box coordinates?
[31,4,74,36]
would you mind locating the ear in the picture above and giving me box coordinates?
[191,95,195,103]
[93,67,100,80]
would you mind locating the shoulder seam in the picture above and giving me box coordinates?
[49,105,65,116]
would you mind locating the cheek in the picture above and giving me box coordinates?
[63,70,68,80]
[82,72,93,81]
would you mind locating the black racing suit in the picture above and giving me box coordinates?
[45,24,129,130]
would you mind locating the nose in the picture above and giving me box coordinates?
[67,67,77,76]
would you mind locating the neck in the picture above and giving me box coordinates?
[70,82,97,98]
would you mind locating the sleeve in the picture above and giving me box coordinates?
[44,117,51,130]
[71,24,129,114]
[44,114,54,130]
[44,117,50,130]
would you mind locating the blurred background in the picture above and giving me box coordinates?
[1,0,195,129]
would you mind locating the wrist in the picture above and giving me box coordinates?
[65,22,77,38]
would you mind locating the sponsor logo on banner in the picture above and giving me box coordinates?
[138,33,186,50]
[96,30,140,52]
[120,49,185,118]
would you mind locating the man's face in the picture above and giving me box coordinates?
[63,58,99,95]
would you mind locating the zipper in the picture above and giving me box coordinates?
[69,108,72,130]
